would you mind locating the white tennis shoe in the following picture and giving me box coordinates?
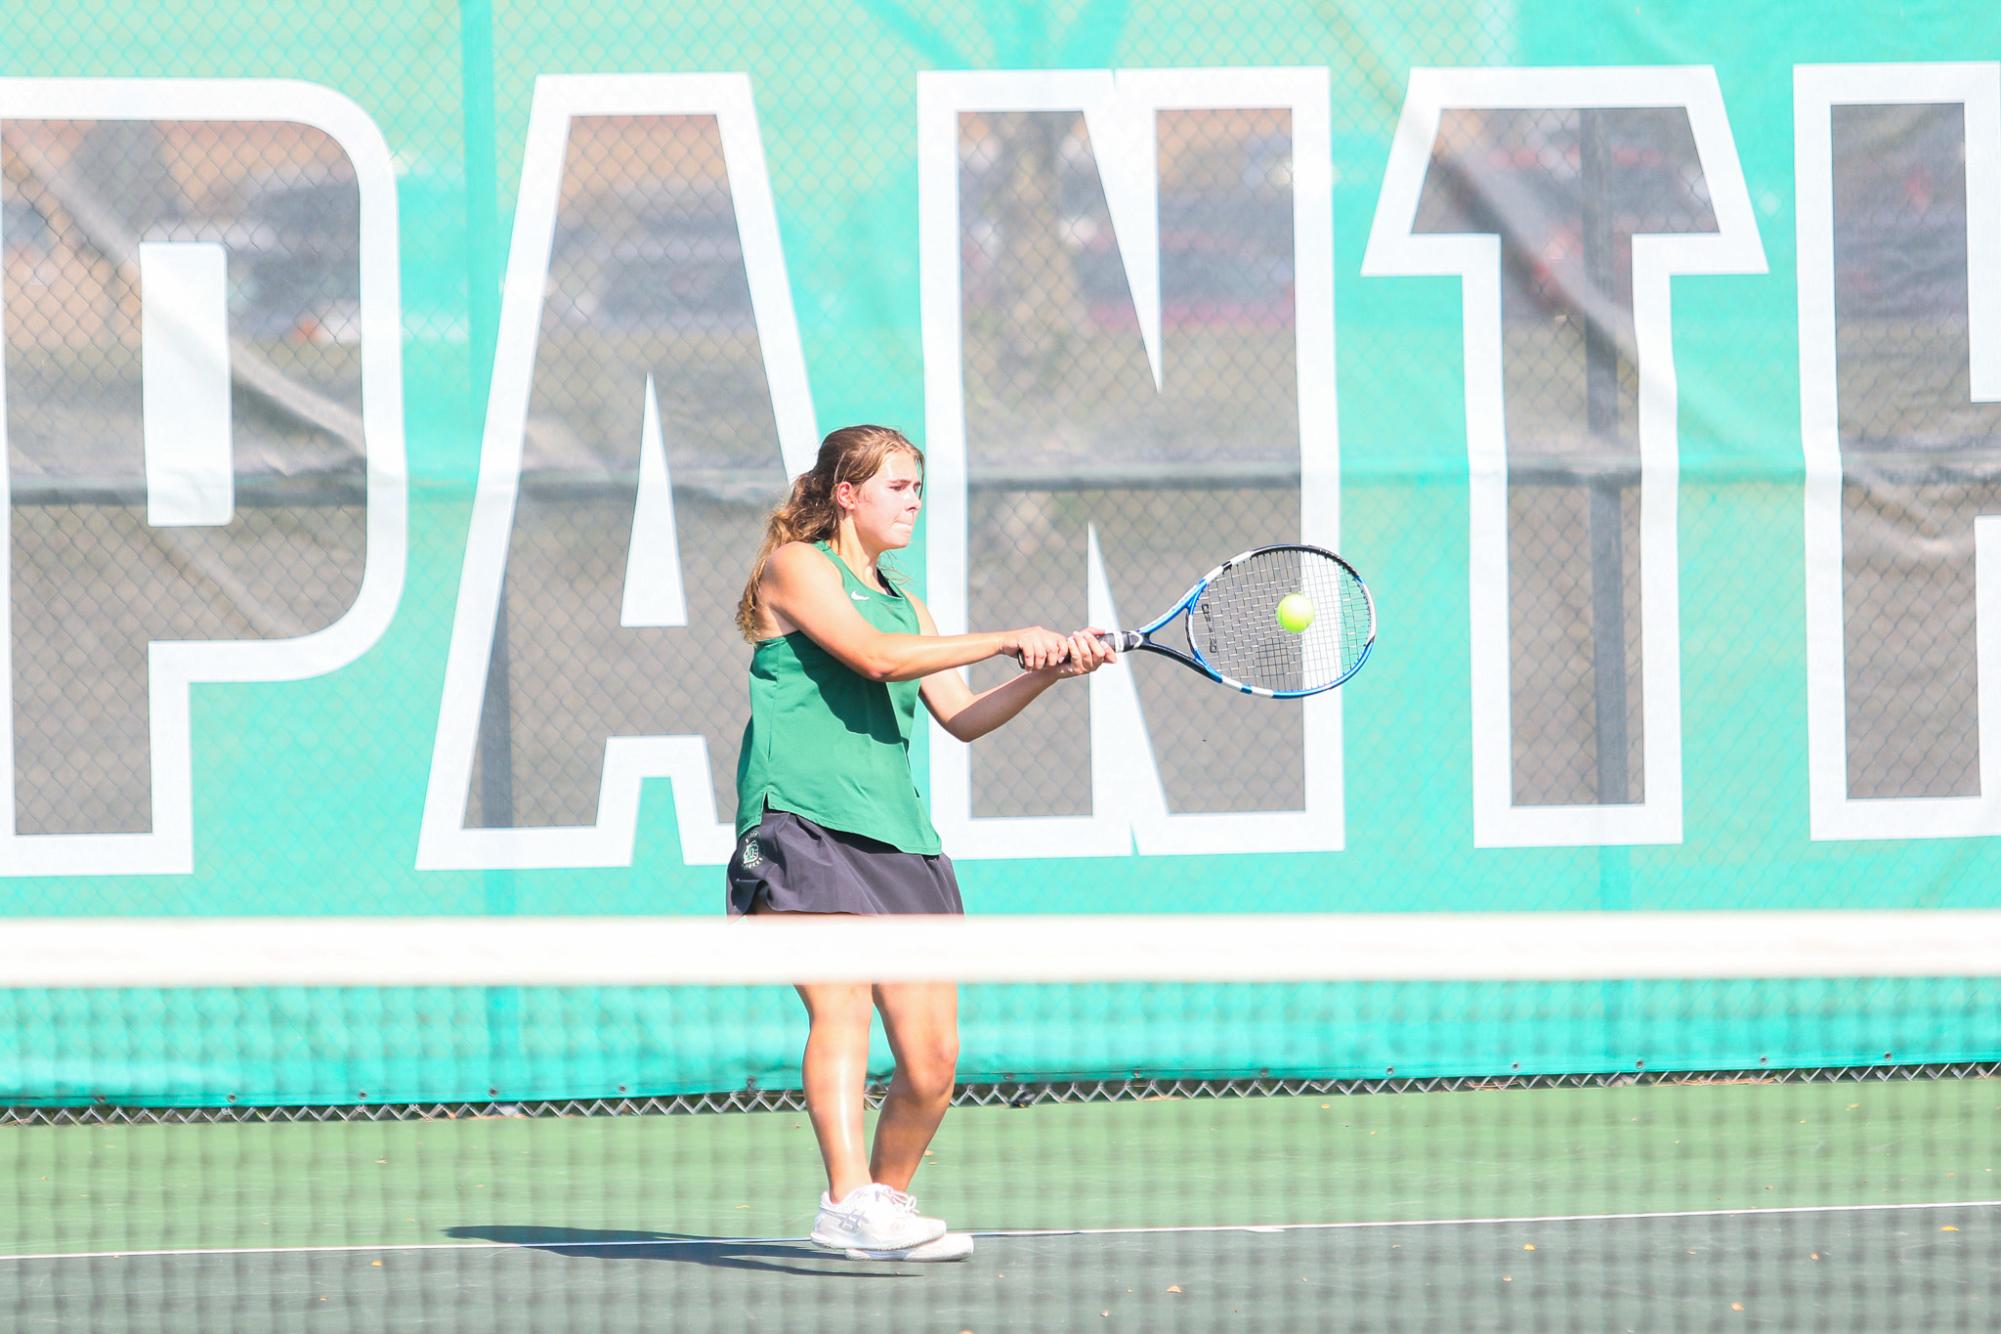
[845,1230,974,1263]
[809,1184,948,1254]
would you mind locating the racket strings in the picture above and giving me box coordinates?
[1191,549,1373,693]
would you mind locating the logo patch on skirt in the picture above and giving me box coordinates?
[740,834,763,869]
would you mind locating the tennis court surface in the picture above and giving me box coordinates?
[4,914,1998,1329]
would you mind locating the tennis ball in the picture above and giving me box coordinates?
[1276,592,1315,633]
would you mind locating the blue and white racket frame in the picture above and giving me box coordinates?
[1103,543,1376,698]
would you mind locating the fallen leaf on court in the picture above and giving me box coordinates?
[1731,1303,1743,1311]
[370,1260,382,1268]
[736,1204,749,1210]
[1502,1275,1512,1283]
[1523,1244,1536,1251]
[1941,1225,1959,1232]
[1810,1253,1820,1261]
[1167,1286,1182,1294]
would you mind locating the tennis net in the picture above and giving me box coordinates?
[3,912,1999,1330]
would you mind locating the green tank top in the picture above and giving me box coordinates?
[734,542,942,855]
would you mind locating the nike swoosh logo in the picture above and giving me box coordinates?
[851,591,870,601]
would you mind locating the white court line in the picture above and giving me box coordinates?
[978,1196,2001,1237]
[5,1198,1997,1264]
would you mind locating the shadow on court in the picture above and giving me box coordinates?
[441,1225,905,1279]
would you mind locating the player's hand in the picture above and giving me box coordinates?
[1007,626,1070,672]
[1052,628,1117,678]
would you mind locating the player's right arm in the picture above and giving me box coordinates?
[760,542,1066,682]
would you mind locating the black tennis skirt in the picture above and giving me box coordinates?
[726,809,964,917]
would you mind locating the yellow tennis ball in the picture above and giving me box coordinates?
[1276,592,1315,633]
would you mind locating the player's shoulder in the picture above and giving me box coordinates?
[765,540,834,580]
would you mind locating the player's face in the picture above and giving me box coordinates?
[843,450,924,551]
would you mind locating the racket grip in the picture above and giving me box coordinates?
[1015,631,1137,669]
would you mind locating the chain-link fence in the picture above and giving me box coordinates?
[5,120,367,837]
[1833,102,2001,800]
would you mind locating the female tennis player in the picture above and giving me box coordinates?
[729,424,1112,1262]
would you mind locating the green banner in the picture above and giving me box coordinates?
[3,0,1999,1104]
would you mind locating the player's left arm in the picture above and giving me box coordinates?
[910,593,1115,743]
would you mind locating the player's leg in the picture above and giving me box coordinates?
[869,980,960,1191]
[793,976,949,1253]
[792,977,874,1200]
[835,980,970,1261]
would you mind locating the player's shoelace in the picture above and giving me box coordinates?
[823,1185,920,1228]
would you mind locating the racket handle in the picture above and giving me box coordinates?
[1015,631,1137,669]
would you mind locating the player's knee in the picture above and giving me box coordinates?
[802,982,872,1029]
[904,1040,959,1102]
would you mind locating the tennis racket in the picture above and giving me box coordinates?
[1081,544,1375,697]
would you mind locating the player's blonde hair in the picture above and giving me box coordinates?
[735,425,924,642]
